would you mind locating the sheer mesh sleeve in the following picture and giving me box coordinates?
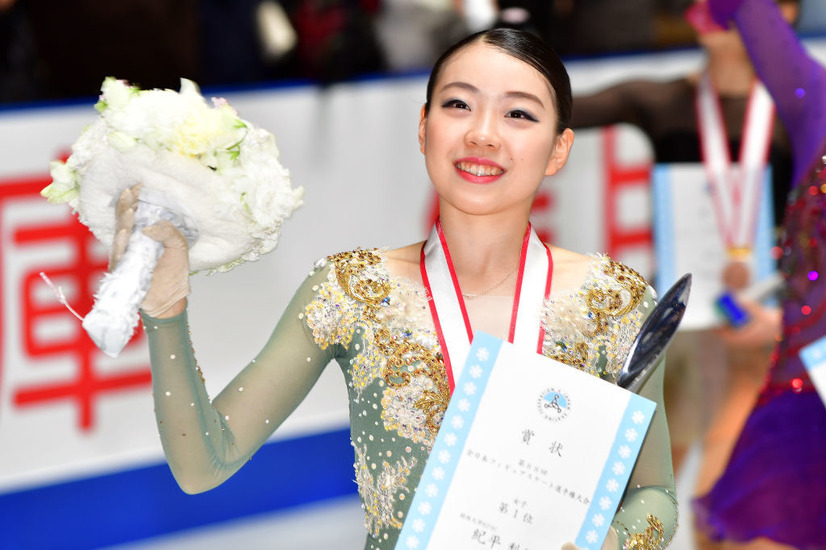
[610,287,678,548]
[612,357,678,548]
[141,265,335,494]
[722,0,826,182]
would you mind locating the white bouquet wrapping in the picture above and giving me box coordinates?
[42,77,303,357]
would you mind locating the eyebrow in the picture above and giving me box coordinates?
[439,81,547,109]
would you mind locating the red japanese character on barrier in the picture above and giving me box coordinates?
[601,126,653,264]
[1,171,151,433]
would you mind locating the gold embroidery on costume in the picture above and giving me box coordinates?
[354,444,417,537]
[305,250,394,392]
[305,278,360,350]
[380,325,449,442]
[623,515,665,550]
[543,255,648,377]
[305,249,448,445]
[307,250,442,540]
[332,249,392,306]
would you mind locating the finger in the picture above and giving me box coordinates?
[114,184,141,230]
[109,227,132,268]
[142,220,187,249]
[601,527,619,550]
[115,183,140,215]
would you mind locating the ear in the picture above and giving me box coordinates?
[545,128,574,177]
[418,105,427,155]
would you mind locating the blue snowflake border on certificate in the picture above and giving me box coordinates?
[573,393,657,549]
[396,332,503,550]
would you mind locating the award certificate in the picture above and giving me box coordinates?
[395,332,656,550]
[800,336,826,406]
[652,163,777,330]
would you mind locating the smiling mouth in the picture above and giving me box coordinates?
[455,161,504,177]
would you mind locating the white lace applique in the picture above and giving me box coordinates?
[542,254,648,378]
[354,443,417,537]
[305,249,448,443]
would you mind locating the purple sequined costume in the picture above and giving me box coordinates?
[694,0,826,546]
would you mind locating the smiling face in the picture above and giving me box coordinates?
[419,41,573,220]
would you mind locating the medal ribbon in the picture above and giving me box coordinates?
[696,73,775,255]
[420,220,553,393]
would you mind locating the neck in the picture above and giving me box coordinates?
[437,208,529,291]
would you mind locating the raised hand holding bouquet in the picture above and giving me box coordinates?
[42,77,303,357]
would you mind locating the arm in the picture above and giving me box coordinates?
[612,355,678,548]
[571,80,659,130]
[143,266,336,493]
[710,0,826,183]
[560,282,678,549]
[612,286,678,548]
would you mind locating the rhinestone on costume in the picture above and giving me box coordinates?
[542,255,646,378]
[622,514,665,550]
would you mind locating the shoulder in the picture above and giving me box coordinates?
[542,251,653,377]
[315,243,427,288]
[549,246,650,305]
[317,248,384,275]
[311,248,393,303]
[385,242,426,284]
[547,246,593,293]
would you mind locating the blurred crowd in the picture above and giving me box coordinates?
[1,0,825,105]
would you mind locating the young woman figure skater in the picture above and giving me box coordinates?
[120,28,678,550]
[694,0,826,547]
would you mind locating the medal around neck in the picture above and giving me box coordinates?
[41,77,304,357]
[618,274,692,393]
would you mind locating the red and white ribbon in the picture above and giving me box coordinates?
[420,220,552,392]
[696,73,775,254]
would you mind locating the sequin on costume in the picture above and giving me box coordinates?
[543,254,647,378]
[623,515,666,550]
[303,249,664,547]
[306,250,447,540]
[354,443,417,534]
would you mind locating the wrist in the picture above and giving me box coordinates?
[142,297,187,319]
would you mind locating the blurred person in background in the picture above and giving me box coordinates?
[569,1,799,546]
[693,0,826,547]
[282,0,386,83]
[0,0,40,102]
[548,0,696,56]
[374,0,468,74]
[8,0,200,101]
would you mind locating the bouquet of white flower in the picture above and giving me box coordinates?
[42,77,303,357]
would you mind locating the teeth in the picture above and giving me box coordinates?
[456,161,503,177]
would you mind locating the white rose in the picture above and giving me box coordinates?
[42,160,80,206]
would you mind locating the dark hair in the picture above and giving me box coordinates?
[424,28,572,132]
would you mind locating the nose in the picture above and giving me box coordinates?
[465,112,500,149]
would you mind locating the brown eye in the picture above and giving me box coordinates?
[506,109,538,122]
[442,99,470,110]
